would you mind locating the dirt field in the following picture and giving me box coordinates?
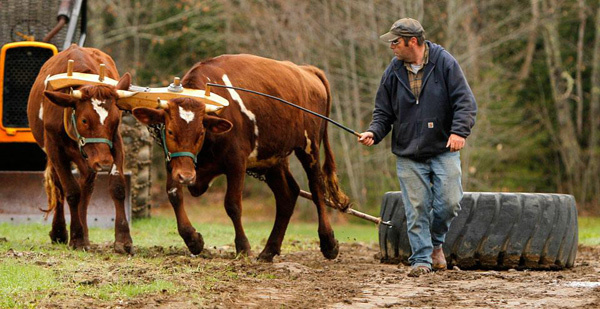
[205,244,600,308]
[17,241,597,308]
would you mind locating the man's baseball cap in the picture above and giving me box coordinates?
[380,18,425,42]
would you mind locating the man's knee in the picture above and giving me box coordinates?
[434,191,461,217]
[438,199,461,219]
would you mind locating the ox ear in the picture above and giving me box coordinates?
[44,90,77,108]
[203,115,233,134]
[116,73,131,91]
[132,107,165,125]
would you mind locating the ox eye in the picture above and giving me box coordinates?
[167,130,174,135]
[82,119,87,124]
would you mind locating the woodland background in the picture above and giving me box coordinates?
[86,0,600,215]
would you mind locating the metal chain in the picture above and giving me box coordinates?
[246,170,266,182]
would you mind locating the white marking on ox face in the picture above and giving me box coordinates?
[178,106,195,123]
[110,164,119,175]
[222,74,260,159]
[91,98,109,125]
[39,105,44,121]
[168,187,178,196]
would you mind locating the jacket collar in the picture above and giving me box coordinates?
[391,41,439,95]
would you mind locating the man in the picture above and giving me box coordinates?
[358,18,477,277]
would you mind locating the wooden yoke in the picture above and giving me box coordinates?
[115,77,229,113]
[45,61,229,113]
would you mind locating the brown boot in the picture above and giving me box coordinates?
[432,247,447,271]
[408,265,432,277]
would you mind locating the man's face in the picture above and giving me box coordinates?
[390,37,410,61]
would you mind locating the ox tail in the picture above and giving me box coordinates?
[310,67,351,211]
[41,162,61,218]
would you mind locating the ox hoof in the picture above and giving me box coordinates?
[320,238,339,260]
[70,239,90,251]
[185,232,205,255]
[257,251,277,263]
[114,241,135,255]
[235,238,252,257]
[49,229,68,244]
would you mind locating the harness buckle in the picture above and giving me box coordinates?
[78,138,89,159]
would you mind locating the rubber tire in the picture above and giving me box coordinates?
[120,113,153,219]
[379,192,578,270]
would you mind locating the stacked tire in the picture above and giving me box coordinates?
[379,192,578,270]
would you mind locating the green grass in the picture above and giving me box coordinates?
[0,217,378,255]
[108,217,378,250]
[0,260,62,308]
[578,216,600,246]
[0,217,378,307]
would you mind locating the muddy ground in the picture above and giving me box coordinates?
[21,242,599,308]
[195,244,600,308]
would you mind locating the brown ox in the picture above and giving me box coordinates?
[27,45,133,253]
[133,54,349,261]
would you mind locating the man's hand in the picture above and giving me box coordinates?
[358,131,375,146]
[446,133,466,152]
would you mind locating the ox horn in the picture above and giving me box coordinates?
[70,89,82,99]
[116,90,135,98]
[205,105,223,113]
[157,98,169,109]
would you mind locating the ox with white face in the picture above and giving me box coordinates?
[130,54,349,263]
[43,84,124,172]
[26,44,135,254]
[132,97,232,185]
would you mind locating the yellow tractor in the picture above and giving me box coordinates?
[0,0,153,226]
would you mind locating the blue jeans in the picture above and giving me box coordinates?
[396,151,463,268]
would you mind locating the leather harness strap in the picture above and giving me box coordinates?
[63,106,114,158]
[63,107,78,142]
[159,125,197,164]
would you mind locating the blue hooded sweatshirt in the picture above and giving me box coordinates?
[367,41,477,160]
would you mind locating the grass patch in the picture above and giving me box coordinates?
[578,216,600,246]
[0,259,62,308]
[127,217,378,251]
